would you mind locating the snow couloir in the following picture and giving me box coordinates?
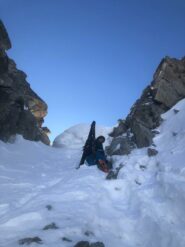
[0,99,185,247]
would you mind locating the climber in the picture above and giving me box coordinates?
[78,122,111,173]
[86,135,111,172]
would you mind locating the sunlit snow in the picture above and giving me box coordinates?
[0,100,185,247]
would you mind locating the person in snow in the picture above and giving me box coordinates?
[78,121,111,172]
[85,136,111,172]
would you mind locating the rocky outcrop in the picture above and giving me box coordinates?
[107,56,185,155]
[0,20,50,145]
[147,148,158,157]
[18,237,42,245]
[74,241,105,247]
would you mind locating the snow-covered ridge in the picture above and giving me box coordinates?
[0,99,185,247]
[53,123,112,148]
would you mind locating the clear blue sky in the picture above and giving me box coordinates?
[0,0,185,141]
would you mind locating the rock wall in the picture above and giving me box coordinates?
[0,20,50,145]
[107,56,185,155]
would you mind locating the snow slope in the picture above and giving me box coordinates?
[0,101,185,247]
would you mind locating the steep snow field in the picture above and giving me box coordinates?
[0,101,185,247]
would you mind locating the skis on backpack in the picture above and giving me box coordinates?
[76,121,96,169]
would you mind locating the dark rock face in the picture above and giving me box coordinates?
[109,119,127,138]
[153,57,185,107]
[147,148,158,157]
[0,20,50,145]
[107,56,185,155]
[0,20,11,50]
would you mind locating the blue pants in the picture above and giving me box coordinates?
[86,151,106,166]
